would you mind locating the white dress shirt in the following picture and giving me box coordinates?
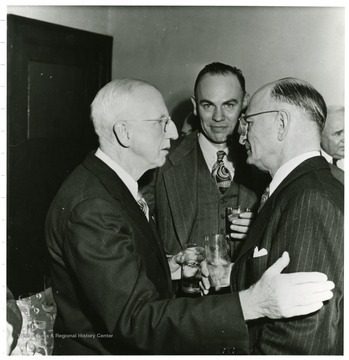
[269,151,321,196]
[198,133,235,178]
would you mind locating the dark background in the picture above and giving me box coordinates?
[7,15,112,297]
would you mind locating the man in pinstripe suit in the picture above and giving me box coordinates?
[231,77,344,354]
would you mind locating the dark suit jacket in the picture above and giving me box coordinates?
[231,156,344,355]
[46,152,249,355]
[154,131,269,254]
[329,163,344,184]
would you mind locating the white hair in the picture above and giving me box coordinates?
[90,78,155,139]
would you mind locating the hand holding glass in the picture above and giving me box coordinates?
[226,206,253,240]
[181,243,205,294]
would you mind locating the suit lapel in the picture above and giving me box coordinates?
[127,197,171,276]
[234,156,329,262]
[162,133,199,249]
[234,196,274,262]
[83,153,170,275]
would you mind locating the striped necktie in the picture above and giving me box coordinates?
[212,150,232,195]
[137,192,149,221]
[258,186,270,212]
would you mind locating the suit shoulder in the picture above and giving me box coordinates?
[283,168,343,212]
[160,132,198,172]
[169,131,198,154]
[329,164,344,185]
[48,162,119,219]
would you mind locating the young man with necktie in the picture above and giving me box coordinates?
[154,62,270,264]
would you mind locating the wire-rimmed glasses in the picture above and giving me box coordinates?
[121,115,172,132]
[238,110,280,134]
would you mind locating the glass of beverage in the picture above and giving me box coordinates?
[204,234,232,288]
[181,243,204,294]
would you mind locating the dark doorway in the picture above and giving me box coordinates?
[7,15,113,297]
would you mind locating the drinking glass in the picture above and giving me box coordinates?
[204,234,232,288]
[181,243,205,294]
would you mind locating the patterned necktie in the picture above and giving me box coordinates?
[212,150,232,195]
[258,186,270,212]
[137,192,149,221]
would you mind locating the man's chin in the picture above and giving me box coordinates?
[157,157,167,168]
[203,132,230,145]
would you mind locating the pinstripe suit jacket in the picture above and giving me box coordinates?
[154,131,269,255]
[231,156,344,355]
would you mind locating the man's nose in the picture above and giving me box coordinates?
[166,119,179,140]
[213,107,224,122]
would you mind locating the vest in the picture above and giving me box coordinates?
[189,148,257,260]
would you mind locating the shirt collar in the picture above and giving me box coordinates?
[269,151,321,196]
[95,148,139,201]
[198,132,229,170]
[320,149,333,163]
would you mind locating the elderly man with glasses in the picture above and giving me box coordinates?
[230,77,344,355]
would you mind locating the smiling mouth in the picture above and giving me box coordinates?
[210,125,229,132]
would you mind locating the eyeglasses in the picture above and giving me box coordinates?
[122,115,172,132]
[238,110,280,134]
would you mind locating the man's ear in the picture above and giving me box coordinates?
[191,96,198,116]
[113,122,131,148]
[242,93,250,111]
[276,110,290,141]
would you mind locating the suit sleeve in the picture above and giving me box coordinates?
[252,189,343,355]
[63,197,249,355]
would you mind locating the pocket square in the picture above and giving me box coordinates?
[253,246,268,258]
